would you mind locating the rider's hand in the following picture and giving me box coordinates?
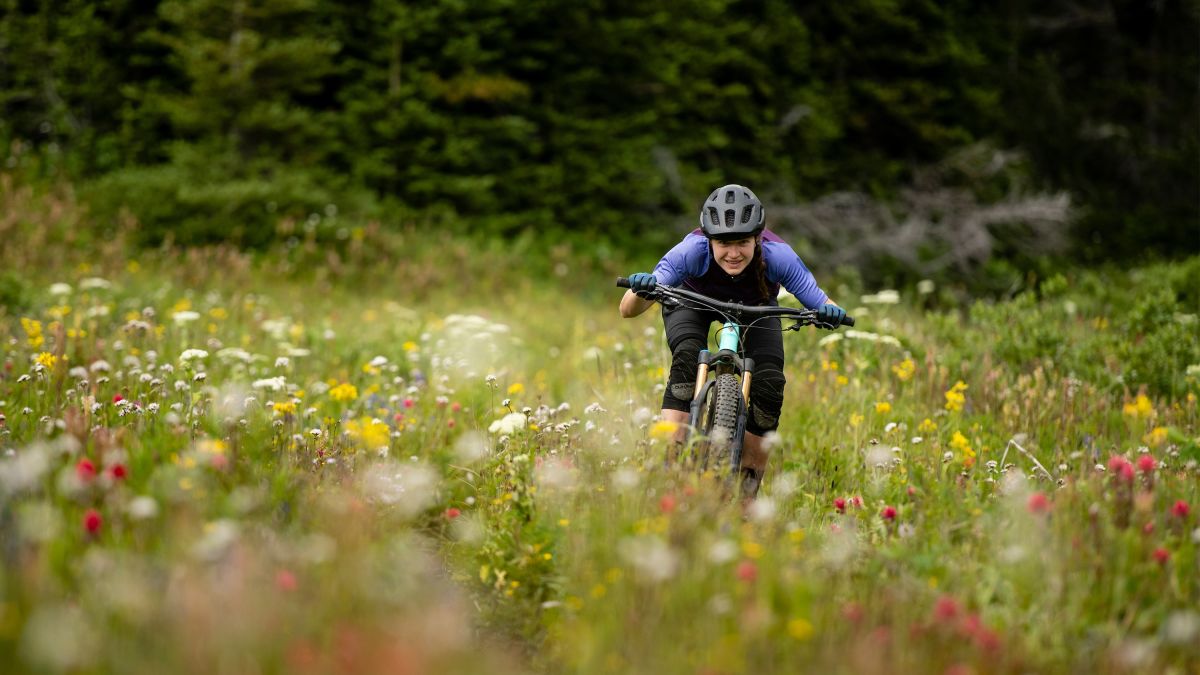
[629,272,657,299]
[815,303,846,329]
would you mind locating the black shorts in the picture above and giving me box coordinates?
[660,303,787,435]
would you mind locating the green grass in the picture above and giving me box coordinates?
[0,177,1197,674]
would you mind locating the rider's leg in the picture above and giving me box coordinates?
[741,315,786,499]
[660,304,717,459]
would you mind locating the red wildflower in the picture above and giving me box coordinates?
[83,509,102,534]
[881,505,897,521]
[974,627,1002,652]
[1153,547,1170,565]
[933,595,960,623]
[659,493,677,514]
[451,401,462,413]
[1142,521,1154,535]
[403,398,415,409]
[109,463,128,480]
[393,413,404,422]
[276,569,298,592]
[444,507,461,519]
[1136,455,1156,474]
[76,458,97,482]
[736,560,758,582]
[1171,500,1190,519]
[841,601,864,623]
[1107,455,1134,481]
[112,393,124,403]
[907,486,917,497]
[834,497,846,513]
[447,419,456,429]
[1026,492,1050,515]
[850,495,864,509]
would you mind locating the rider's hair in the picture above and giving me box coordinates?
[751,240,771,301]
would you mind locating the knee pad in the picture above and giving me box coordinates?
[747,365,785,435]
[662,336,705,408]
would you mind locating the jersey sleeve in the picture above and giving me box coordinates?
[652,233,708,287]
[763,240,829,308]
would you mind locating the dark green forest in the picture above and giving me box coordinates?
[1,0,1197,276]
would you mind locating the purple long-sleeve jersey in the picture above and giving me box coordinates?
[652,229,829,308]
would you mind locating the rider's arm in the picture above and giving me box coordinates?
[763,239,830,309]
[620,232,706,319]
[619,291,655,318]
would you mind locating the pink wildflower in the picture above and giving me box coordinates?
[1153,547,1170,565]
[1137,455,1156,474]
[736,560,758,582]
[444,507,461,519]
[1171,500,1190,519]
[76,458,97,482]
[933,595,960,623]
[659,493,678,514]
[1107,455,1134,482]
[1026,492,1050,515]
[834,497,846,513]
[83,509,102,534]
[881,505,897,521]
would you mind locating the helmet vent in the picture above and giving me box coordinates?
[708,207,721,228]
[741,205,753,224]
[724,208,735,228]
[724,190,736,204]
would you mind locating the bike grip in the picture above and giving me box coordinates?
[842,315,855,327]
[616,277,631,288]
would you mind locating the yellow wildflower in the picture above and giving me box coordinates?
[198,439,228,455]
[741,541,764,559]
[836,375,849,387]
[171,298,191,313]
[944,381,968,412]
[329,382,358,402]
[787,618,814,641]
[849,412,864,427]
[34,352,58,369]
[507,382,525,395]
[47,305,71,319]
[1143,426,1168,447]
[918,418,938,434]
[891,358,916,381]
[875,401,892,414]
[648,420,679,440]
[273,401,297,416]
[1122,394,1154,419]
[21,318,45,349]
[345,417,390,450]
[402,341,419,352]
[950,431,975,460]
[208,307,228,320]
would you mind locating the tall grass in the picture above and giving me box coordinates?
[0,176,1197,673]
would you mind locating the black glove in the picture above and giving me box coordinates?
[815,303,846,329]
[629,272,657,298]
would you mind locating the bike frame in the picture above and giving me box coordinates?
[615,277,854,476]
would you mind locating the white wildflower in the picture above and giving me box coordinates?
[179,349,208,363]
[172,311,201,324]
[252,376,287,392]
[619,536,679,584]
[861,290,900,304]
[488,412,527,435]
[79,277,112,290]
[49,282,73,296]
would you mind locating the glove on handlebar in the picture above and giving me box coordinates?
[629,272,657,298]
[815,303,846,329]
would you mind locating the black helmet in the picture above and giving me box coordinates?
[699,184,765,240]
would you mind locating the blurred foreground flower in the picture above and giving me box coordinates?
[488,412,527,435]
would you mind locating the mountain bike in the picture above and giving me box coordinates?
[616,277,855,483]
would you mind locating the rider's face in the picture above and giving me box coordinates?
[711,237,757,276]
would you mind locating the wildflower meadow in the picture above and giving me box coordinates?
[1,180,1198,674]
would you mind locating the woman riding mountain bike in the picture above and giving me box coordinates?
[618,184,847,500]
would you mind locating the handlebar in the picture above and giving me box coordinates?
[616,277,855,327]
